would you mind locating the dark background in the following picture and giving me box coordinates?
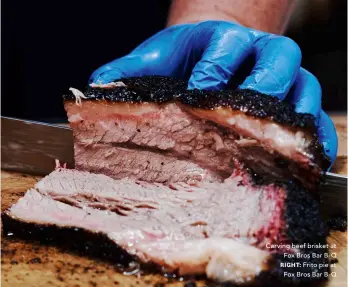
[2,0,347,122]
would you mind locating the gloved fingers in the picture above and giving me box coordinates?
[188,22,253,90]
[239,35,302,100]
[317,110,338,168]
[286,68,322,120]
[89,55,146,84]
[89,24,194,84]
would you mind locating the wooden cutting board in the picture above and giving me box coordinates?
[1,113,347,287]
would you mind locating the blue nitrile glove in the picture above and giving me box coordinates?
[89,21,338,167]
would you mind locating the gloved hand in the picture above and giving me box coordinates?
[89,20,338,167]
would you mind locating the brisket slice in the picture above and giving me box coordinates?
[63,76,329,189]
[3,168,329,285]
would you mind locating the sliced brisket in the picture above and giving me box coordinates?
[63,76,329,189]
[3,168,329,285]
[2,76,332,285]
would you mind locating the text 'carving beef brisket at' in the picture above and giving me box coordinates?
[3,168,329,285]
[63,76,329,189]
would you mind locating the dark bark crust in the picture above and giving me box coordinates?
[326,216,347,232]
[64,76,316,131]
[272,181,330,285]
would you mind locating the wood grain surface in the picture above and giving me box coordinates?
[1,114,347,287]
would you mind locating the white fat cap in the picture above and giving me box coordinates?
[89,81,126,88]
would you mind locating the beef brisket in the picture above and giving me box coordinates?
[2,76,332,285]
[63,76,329,189]
[3,168,329,285]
